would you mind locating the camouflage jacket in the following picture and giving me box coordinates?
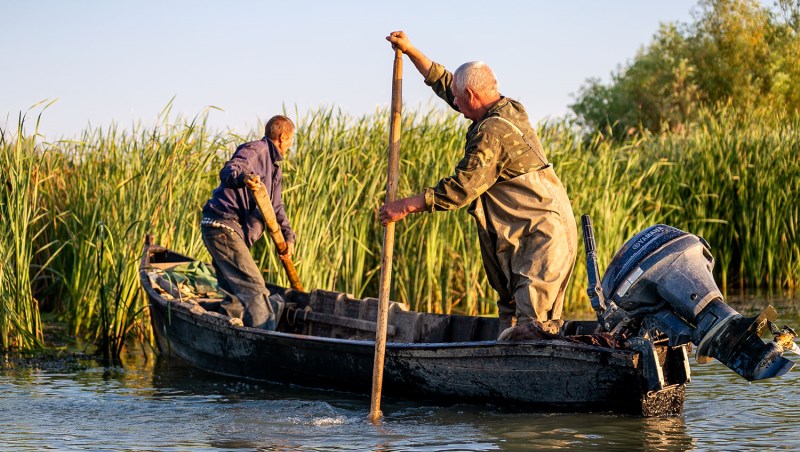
[422,61,578,320]
[422,61,552,214]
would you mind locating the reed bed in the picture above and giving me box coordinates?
[0,104,797,352]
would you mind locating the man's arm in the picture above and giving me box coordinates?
[220,143,258,188]
[379,128,504,226]
[386,31,432,79]
[378,193,426,226]
[387,31,459,112]
[427,129,503,211]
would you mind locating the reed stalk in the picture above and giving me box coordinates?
[0,111,60,350]
[0,103,797,351]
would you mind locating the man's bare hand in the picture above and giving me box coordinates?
[385,31,432,78]
[244,173,261,191]
[379,199,410,226]
[278,241,295,261]
[386,31,414,54]
[379,194,427,225]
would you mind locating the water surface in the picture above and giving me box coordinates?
[2,295,799,451]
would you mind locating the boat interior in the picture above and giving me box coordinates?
[143,245,604,344]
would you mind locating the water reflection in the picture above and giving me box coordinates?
[458,409,694,450]
[683,294,800,449]
[147,356,702,450]
[0,294,798,450]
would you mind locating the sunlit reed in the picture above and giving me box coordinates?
[0,103,797,352]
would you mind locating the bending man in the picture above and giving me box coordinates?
[201,115,296,329]
[380,31,577,336]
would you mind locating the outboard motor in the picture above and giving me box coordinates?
[582,215,796,381]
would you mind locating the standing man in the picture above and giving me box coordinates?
[201,115,296,330]
[380,31,578,337]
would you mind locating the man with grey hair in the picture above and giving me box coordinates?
[380,31,577,337]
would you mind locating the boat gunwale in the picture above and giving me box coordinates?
[138,236,690,416]
[139,239,637,362]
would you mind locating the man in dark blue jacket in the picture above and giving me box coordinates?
[201,115,296,329]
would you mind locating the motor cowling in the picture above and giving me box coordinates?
[597,224,794,381]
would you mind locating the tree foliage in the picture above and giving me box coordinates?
[571,0,800,136]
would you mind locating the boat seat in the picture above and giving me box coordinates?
[299,309,396,337]
[301,290,402,339]
[406,313,500,343]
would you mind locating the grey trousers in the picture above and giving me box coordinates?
[201,225,276,330]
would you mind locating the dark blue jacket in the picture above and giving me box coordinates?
[202,137,295,248]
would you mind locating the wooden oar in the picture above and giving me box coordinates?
[246,176,305,292]
[369,48,403,425]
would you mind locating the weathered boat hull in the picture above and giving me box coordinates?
[142,241,688,416]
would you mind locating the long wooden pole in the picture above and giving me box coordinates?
[247,178,305,292]
[368,48,402,425]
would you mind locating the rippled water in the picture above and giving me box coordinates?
[2,296,799,451]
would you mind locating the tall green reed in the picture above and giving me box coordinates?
[1,103,798,351]
[0,111,63,350]
[257,108,492,315]
[36,104,230,356]
[555,105,800,304]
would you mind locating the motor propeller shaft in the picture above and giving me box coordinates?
[771,323,800,356]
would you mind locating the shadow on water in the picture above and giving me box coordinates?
[0,293,798,450]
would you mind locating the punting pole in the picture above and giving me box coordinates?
[247,178,304,292]
[368,48,402,425]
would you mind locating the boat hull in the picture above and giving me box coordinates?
[141,240,687,416]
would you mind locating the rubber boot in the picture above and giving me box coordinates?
[498,313,517,340]
[540,319,564,335]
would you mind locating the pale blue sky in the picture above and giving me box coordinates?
[2,0,702,138]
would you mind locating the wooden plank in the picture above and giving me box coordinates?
[447,315,479,342]
[419,314,450,342]
[390,310,423,343]
[304,310,396,337]
[474,317,499,341]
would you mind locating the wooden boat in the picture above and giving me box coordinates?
[139,236,690,416]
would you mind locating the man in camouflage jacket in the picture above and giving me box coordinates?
[380,31,578,337]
